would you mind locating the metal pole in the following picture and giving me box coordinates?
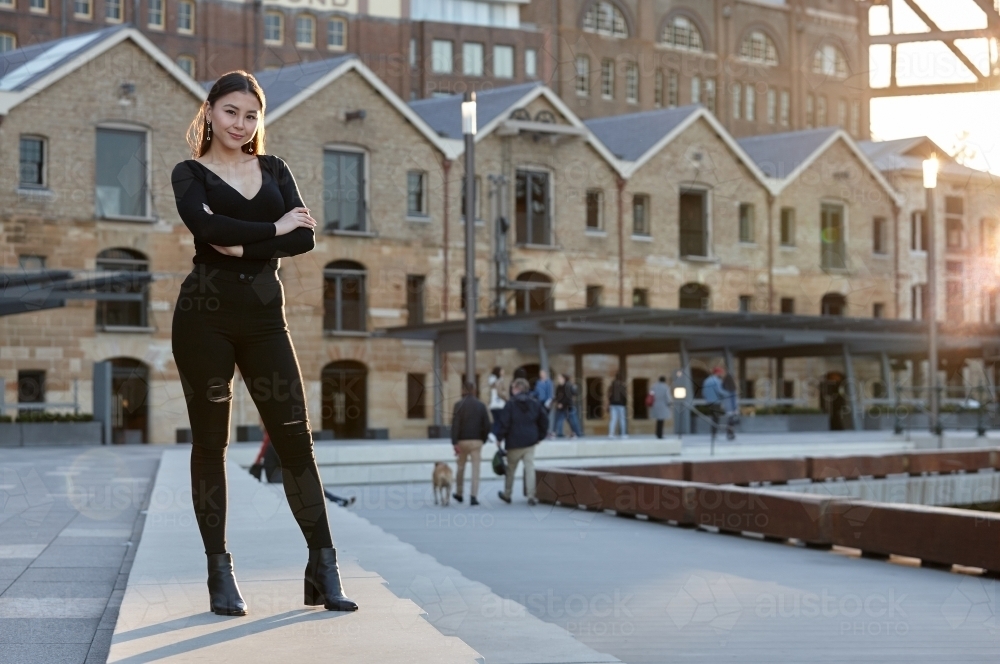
[463,95,477,390]
[926,185,939,436]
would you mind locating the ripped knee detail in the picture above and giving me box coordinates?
[205,379,233,404]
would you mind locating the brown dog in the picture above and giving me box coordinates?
[432,462,453,506]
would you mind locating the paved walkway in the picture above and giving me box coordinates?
[0,446,161,664]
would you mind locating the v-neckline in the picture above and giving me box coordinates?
[192,155,265,201]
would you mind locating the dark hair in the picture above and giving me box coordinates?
[659,376,667,382]
[462,382,477,397]
[186,71,267,158]
[491,366,503,378]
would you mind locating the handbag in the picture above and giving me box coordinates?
[645,391,655,408]
[492,449,507,476]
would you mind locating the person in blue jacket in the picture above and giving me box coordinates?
[532,369,555,438]
[701,367,734,442]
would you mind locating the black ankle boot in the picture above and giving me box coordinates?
[207,552,248,616]
[304,547,359,611]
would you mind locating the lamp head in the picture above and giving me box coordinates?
[672,386,687,400]
[461,91,477,136]
[923,154,939,189]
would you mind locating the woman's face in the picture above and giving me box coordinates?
[207,91,261,153]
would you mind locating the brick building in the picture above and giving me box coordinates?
[0,26,995,444]
[0,0,868,137]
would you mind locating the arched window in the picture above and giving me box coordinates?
[513,271,553,313]
[821,293,846,316]
[679,283,710,310]
[660,15,703,52]
[740,30,778,65]
[324,260,366,332]
[812,44,848,78]
[95,248,149,329]
[582,1,628,38]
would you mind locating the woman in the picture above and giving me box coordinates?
[170,71,357,617]
[651,376,672,439]
[488,366,506,424]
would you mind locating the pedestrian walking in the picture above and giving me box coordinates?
[702,367,734,442]
[450,382,491,506]
[532,369,555,438]
[553,373,583,438]
[607,372,628,438]
[488,366,506,424]
[651,376,672,439]
[492,378,549,505]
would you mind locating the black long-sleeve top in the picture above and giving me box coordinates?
[171,154,315,274]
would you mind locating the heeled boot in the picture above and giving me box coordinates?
[207,552,248,616]
[304,547,359,611]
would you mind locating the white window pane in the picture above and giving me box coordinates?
[96,129,146,217]
[432,40,453,73]
[463,42,483,75]
[494,45,513,78]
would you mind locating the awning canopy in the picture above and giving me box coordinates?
[0,270,154,317]
[377,307,1000,360]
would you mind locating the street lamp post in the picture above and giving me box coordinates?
[462,92,477,390]
[923,155,940,437]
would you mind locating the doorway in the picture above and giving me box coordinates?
[321,361,367,439]
[110,358,149,444]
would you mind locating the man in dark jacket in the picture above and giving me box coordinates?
[451,382,492,505]
[492,378,549,505]
[608,372,628,438]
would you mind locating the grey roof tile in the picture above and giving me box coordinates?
[584,105,701,162]
[409,82,541,138]
[252,54,357,113]
[736,127,840,178]
[0,25,127,92]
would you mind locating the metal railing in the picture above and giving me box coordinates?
[0,378,81,417]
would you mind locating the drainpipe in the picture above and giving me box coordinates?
[616,176,626,307]
[767,192,775,313]
[442,158,452,321]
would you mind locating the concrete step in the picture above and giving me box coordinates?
[108,448,484,663]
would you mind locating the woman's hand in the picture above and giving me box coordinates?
[274,207,318,236]
[210,244,244,257]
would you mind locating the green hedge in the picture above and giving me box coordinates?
[13,412,94,422]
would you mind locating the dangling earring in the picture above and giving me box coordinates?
[206,120,212,141]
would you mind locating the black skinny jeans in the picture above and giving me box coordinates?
[172,265,333,555]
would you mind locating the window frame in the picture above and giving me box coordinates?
[738,202,755,243]
[575,55,590,96]
[872,216,888,255]
[18,135,47,190]
[515,167,554,247]
[73,0,92,19]
[94,249,150,330]
[177,0,195,34]
[29,0,47,14]
[323,146,370,235]
[660,14,704,52]
[820,201,847,270]
[704,78,716,114]
[524,48,537,78]
[0,0,14,10]
[323,263,368,334]
[176,55,196,78]
[95,124,153,222]
[766,88,776,124]
[739,29,778,66]
[105,0,121,21]
[147,0,164,29]
[779,206,795,246]
[667,70,679,108]
[406,169,428,219]
[678,185,712,259]
[582,0,629,39]
[745,83,756,121]
[463,41,484,76]
[600,58,614,100]
[625,61,638,104]
[493,44,514,79]
[295,14,316,48]
[585,188,604,231]
[406,274,425,326]
[264,12,284,45]
[632,193,650,237]
[327,16,347,51]
[731,83,741,120]
[431,39,454,74]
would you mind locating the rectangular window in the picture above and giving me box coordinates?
[625,61,638,103]
[18,370,45,416]
[296,15,315,47]
[323,150,366,232]
[632,193,650,236]
[766,89,776,124]
[739,203,755,243]
[95,128,147,218]
[493,44,514,78]
[105,0,120,20]
[946,196,964,251]
[745,84,755,121]
[585,189,603,230]
[780,297,795,314]
[779,90,790,126]
[328,18,346,50]
[817,95,827,126]
[667,70,679,107]
[873,302,884,319]
[463,42,484,76]
[177,55,194,76]
[679,189,708,258]
[704,78,716,114]
[632,378,649,419]
[406,275,425,325]
[324,265,366,332]
[74,0,91,17]
[432,39,453,73]
[873,216,887,254]
[654,69,663,108]
[406,373,426,419]
[820,203,846,269]
[850,100,861,136]
[911,211,927,251]
[632,288,649,307]
[19,136,45,188]
[731,83,741,120]
[525,48,537,78]
[409,38,417,67]
[575,56,590,96]
[601,59,614,99]
[691,75,701,105]
[837,98,847,127]
[586,377,604,420]
[264,12,283,44]
[406,170,427,216]
[912,284,925,320]
[806,94,815,128]
[586,285,602,308]
[96,250,148,328]
[738,295,752,312]
[515,170,551,246]
[780,207,795,245]
[29,0,46,13]
[147,0,163,27]
[177,1,195,33]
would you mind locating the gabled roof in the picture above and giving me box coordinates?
[738,128,902,203]
[409,82,623,170]
[0,25,206,114]
[858,136,993,183]
[583,105,776,190]
[256,55,458,159]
